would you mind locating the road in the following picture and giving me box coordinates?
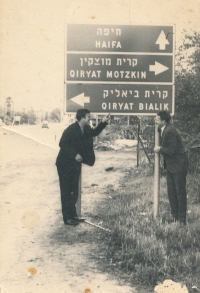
[0,125,138,293]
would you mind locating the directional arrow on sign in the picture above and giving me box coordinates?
[70,93,90,107]
[156,30,169,50]
[149,61,169,75]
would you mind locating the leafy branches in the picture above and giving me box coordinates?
[175,31,200,134]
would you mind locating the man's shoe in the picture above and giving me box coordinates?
[73,216,85,222]
[65,219,79,226]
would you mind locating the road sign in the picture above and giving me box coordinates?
[66,84,174,115]
[67,54,173,83]
[65,24,175,115]
[67,25,174,53]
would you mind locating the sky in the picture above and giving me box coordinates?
[0,0,199,112]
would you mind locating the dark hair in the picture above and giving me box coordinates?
[76,109,90,121]
[157,110,171,122]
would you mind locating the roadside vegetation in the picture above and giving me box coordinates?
[102,164,200,293]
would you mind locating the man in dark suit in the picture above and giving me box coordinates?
[56,109,110,226]
[154,111,189,224]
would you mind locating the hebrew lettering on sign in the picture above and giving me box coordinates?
[97,28,121,36]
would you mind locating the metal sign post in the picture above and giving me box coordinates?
[154,124,160,218]
[76,165,82,217]
[137,122,140,167]
[95,114,98,144]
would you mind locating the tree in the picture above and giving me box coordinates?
[27,108,37,125]
[19,112,29,124]
[44,111,49,121]
[4,97,14,125]
[49,108,61,122]
[174,31,200,135]
[0,106,4,120]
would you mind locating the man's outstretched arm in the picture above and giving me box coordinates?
[90,114,110,137]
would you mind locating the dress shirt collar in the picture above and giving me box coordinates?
[161,125,166,136]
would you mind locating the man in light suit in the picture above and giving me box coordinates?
[154,111,189,224]
[56,109,110,226]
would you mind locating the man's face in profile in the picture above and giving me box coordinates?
[154,115,165,128]
[82,113,91,125]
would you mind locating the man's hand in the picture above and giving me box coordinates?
[154,146,161,153]
[75,154,83,162]
[102,113,111,123]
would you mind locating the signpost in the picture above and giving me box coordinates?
[65,24,175,116]
[65,24,175,217]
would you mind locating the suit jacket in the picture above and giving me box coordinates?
[159,123,188,173]
[56,121,107,167]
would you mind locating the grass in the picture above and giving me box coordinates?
[102,164,200,293]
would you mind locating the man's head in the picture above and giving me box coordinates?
[76,109,91,126]
[155,110,171,128]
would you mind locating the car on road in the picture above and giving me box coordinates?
[42,120,49,128]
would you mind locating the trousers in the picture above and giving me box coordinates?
[57,161,81,223]
[167,170,187,224]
